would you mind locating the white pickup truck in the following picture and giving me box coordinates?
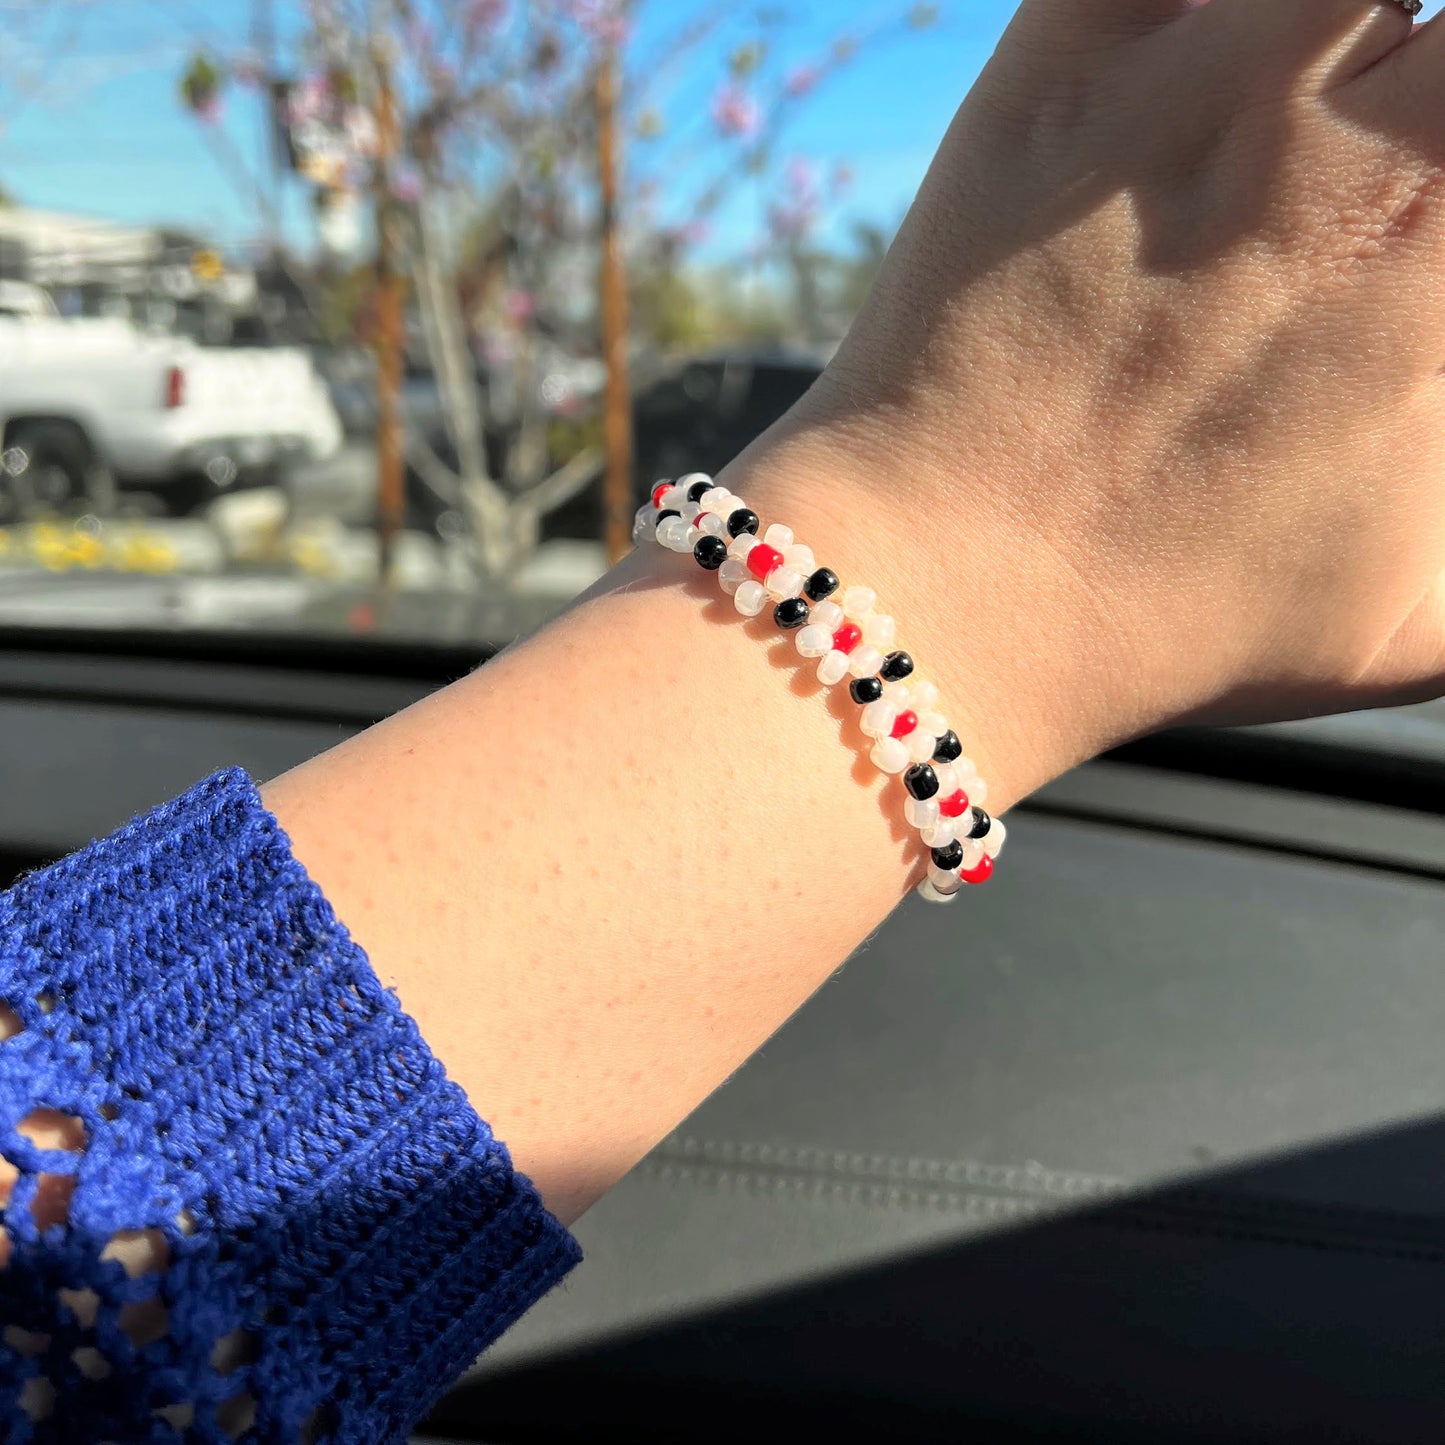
[0,282,342,516]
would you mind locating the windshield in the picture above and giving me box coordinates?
[3,1,1443,760]
[0,0,970,649]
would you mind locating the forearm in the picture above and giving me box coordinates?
[262,421,1085,1225]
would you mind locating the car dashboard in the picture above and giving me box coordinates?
[2,631,1443,1444]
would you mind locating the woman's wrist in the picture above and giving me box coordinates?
[715,409,1132,812]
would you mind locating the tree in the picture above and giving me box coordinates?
[181,0,938,580]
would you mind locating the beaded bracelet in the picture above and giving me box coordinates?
[634,473,1005,902]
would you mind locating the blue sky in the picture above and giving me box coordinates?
[3,1,1441,263]
[0,1,1010,261]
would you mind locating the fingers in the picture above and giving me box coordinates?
[1363,9,1445,108]
[1177,0,1414,88]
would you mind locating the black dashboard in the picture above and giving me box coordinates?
[3,632,1444,1444]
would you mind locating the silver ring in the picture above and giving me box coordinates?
[1387,0,1423,15]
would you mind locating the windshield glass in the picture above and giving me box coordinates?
[0,0,972,648]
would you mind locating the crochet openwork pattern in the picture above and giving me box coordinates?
[0,770,578,1443]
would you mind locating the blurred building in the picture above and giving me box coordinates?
[0,207,270,341]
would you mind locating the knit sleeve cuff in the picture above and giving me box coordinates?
[0,767,580,1443]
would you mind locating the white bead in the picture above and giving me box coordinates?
[968,777,988,807]
[765,566,806,600]
[922,818,957,848]
[811,600,844,633]
[859,700,898,738]
[718,557,750,595]
[661,485,686,510]
[862,613,896,649]
[684,525,704,549]
[904,796,940,830]
[870,737,909,774]
[933,762,958,795]
[680,500,701,524]
[881,680,911,708]
[906,729,938,764]
[657,516,690,551]
[817,650,850,686]
[727,533,759,562]
[916,877,958,905]
[763,522,794,550]
[676,470,711,493]
[632,510,656,545]
[848,644,884,679]
[910,679,940,711]
[697,511,726,538]
[783,543,815,575]
[918,710,948,739]
[982,818,1007,860]
[698,486,729,513]
[842,586,876,620]
[927,862,964,893]
[734,580,769,617]
[795,624,832,659]
[959,839,985,870]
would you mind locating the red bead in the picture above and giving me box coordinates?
[938,789,970,819]
[960,854,994,885]
[890,709,918,739]
[651,481,671,509]
[746,543,784,580]
[831,622,862,654]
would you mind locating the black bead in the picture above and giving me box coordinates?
[773,597,809,629]
[903,763,939,801]
[656,508,681,524]
[804,567,839,602]
[849,676,883,705]
[686,478,713,503]
[967,807,991,840]
[880,650,914,682]
[930,840,964,871]
[932,729,962,763]
[693,535,728,570]
[726,507,760,538]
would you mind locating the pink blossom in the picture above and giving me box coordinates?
[658,219,712,250]
[390,167,424,204]
[785,156,818,197]
[768,156,822,243]
[194,93,223,124]
[503,289,537,322]
[466,0,509,28]
[232,53,265,88]
[286,75,329,126]
[711,82,760,139]
[563,0,630,45]
[785,64,821,98]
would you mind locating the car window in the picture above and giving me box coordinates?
[0,1,981,649]
[1,0,1440,762]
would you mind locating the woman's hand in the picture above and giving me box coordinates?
[739,0,1445,804]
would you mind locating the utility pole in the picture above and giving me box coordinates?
[252,0,282,238]
[596,39,634,565]
[373,42,405,584]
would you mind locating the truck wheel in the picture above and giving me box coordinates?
[3,421,114,519]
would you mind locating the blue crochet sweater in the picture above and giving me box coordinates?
[0,769,580,1443]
